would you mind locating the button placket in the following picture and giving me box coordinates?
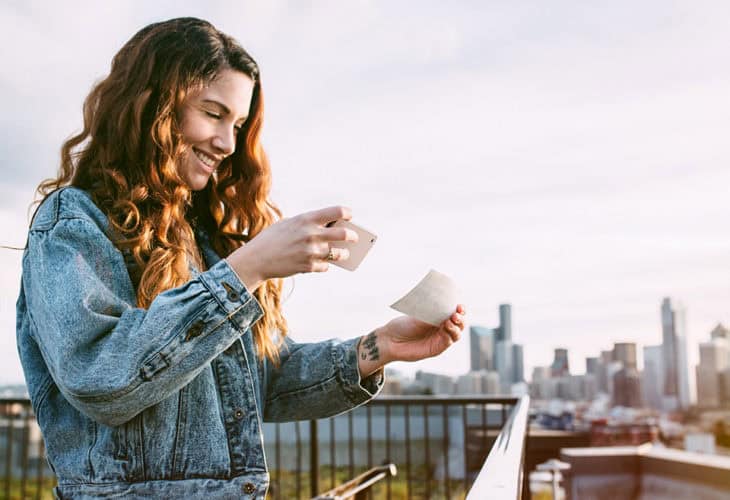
[184,320,205,341]
[221,281,241,302]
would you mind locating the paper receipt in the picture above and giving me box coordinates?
[390,270,459,326]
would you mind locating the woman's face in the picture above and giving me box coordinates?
[177,68,255,190]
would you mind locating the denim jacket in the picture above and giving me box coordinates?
[16,187,384,499]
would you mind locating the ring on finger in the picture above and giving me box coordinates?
[326,248,335,261]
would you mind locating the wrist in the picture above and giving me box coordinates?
[226,245,265,293]
[357,328,392,378]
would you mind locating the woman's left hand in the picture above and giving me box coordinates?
[356,305,465,378]
[380,305,466,363]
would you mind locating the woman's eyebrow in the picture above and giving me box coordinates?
[201,99,247,122]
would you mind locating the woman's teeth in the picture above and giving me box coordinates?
[194,149,216,168]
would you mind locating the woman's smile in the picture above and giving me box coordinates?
[193,147,219,173]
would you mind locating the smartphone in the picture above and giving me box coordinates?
[325,220,377,271]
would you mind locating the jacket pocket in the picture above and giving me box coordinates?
[113,421,128,460]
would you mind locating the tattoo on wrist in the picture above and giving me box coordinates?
[359,330,380,362]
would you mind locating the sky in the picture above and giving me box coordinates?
[1,1,729,399]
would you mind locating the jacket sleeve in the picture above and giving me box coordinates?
[262,336,384,422]
[24,215,263,427]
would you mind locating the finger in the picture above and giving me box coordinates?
[445,323,461,342]
[451,313,465,330]
[320,227,359,243]
[323,247,350,262]
[456,304,466,315]
[307,206,353,225]
[310,260,330,273]
[442,326,459,343]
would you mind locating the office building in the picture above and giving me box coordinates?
[661,298,691,410]
[696,338,729,408]
[470,303,524,391]
[469,326,496,371]
[551,348,570,377]
[710,323,730,341]
[613,368,642,408]
[512,344,525,383]
[586,357,600,377]
[613,342,637,370]
[642,345,664,411]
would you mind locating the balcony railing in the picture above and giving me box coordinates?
[1,395,530,499]
[466,395,530,499]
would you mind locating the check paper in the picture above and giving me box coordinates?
[390,270,458,326]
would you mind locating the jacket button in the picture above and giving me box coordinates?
[184,320,205,341]
[234,409,244,419]
[243,482,255,494]
[221,281,241,302]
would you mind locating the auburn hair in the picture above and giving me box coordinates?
[34,17,287,364]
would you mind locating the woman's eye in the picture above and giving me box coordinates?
[205,111,221,119]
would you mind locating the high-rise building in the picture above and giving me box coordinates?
[498,304,512,342]
[613,368,642,408]
[480,370,501,394]
[512,344,524,383]
[470,304,524,392]
[642,345,664,411]
[469,326,496,371]
[710,323,730,341]
[595,350,614,394]
[551,348,570,377]
[613,343,637,370]
[415,371,454,395]
[696,339,729,408]
[586,357,600,376]
[456,372,483,394]
[495,340,514,391]
[661,298,691,409]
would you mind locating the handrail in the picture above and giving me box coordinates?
[466,395,530,500]
[312,463,397,500]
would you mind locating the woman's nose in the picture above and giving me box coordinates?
[211,127,236,156]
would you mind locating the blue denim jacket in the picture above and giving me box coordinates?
[16,187,384,499]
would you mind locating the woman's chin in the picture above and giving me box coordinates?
[183,174,212,191]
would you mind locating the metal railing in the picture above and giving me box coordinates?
[466,395,530,499]
[266,396,523,499]
[1,395,528,499]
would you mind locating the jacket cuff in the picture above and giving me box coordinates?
[333,337,385,406]
[198,259,263,330]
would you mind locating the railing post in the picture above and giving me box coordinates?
[310,419,318,498]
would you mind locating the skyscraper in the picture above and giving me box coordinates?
[512,344,524,383]
[586,357,600,377]
[696,339,729,408]
[642,345,664,411]
[470,303,523,392]
[613,342,638,370]
[710,323,730,341]
[498,304,512,342]
[551,348,570,377]
[661,298,691,409]
[613,368,642,408]
[469,326,495,371]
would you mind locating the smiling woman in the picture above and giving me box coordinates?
[16,16,465,499]
[177,70,254,190]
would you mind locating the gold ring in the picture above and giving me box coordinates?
[326,249,335,261]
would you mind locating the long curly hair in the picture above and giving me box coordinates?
[34,17,287,364]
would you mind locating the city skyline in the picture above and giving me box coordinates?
[1,2,729,386]
[403,296,727,407]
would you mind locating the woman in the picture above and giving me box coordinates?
[16,17,465,499]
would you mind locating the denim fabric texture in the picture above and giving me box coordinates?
[16,187,384,499]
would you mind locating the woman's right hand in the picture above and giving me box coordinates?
[225,206,359,292]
